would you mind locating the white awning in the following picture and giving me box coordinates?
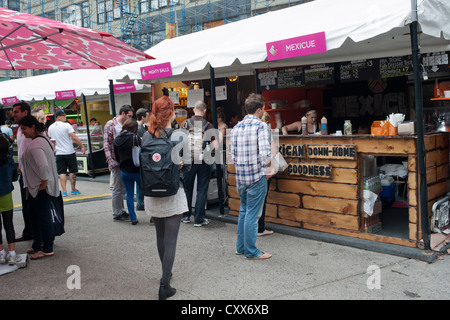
[106,0,450,83]
[0,69,148,102]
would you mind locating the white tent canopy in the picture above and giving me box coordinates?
[0,69,148,102]
[106,0,450,83]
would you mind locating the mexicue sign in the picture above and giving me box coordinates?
[266,32,327,62]
[55,90,76,100]
[140,62,173,80]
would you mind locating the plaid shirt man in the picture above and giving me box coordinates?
[231,114,272,185]
[103,116,121,171]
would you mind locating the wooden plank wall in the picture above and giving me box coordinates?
[227,134,450,248]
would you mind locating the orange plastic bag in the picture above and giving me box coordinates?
[371,121,397,136]
[371,121,387,136]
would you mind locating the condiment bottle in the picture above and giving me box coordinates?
[344,120,352,135]
[435,79,442,98]
[301,116,307,135]
[321,116,328,135]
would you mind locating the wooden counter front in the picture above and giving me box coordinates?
[226,133,450,248]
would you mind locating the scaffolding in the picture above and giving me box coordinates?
[17,0,306,51]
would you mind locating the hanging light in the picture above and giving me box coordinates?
[228,76,238,82]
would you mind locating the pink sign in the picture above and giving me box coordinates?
[55,90,76,100]
[2,96,19,105]
[113,83,136,93]
[266,32,327,62]
[140,62,172,80]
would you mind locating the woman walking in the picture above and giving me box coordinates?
[113,118,142,225]
[18,116,59,259]
[144,96,190,300]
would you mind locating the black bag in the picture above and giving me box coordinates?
[140,128,180,197]
[50,192,65,236]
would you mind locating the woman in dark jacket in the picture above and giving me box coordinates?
[114,119,141,225]
[0,135,20,265]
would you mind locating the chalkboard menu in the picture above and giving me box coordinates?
[257,51,448,91]
[339,56,414,82]
[257,63,335,91]
[303,64,335,86]
[339,59,379,83]
[277,67,304,89]
[379,55,413,79]
[422,51,449,77]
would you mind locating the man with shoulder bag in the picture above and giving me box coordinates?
[180,101,218,227]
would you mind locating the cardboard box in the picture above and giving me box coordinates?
[398,121,416,135]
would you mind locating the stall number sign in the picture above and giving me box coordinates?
[279,143,357,178]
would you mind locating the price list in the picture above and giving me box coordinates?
[339,59,378,82]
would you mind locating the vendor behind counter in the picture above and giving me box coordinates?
[281,108,319,135]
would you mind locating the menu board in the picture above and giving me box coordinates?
[339,56,414,82]
[339,59,379,83]
[257,51,448,91]
[379,56,413,79]
[277,67,304,89]
[422,51,449,77]
[303,64,335,86]
[257,63,335,91]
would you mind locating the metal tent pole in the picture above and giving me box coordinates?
[210,65,225,215]
[109,79,116,118]
[410,0,430,250]
[82,94,96,178]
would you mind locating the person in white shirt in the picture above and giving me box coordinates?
[48,109,85,197]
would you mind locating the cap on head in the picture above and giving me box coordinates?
[54,109,66,118]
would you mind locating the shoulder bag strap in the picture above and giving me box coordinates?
[34,134,54,152]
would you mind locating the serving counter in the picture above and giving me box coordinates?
[227,133,450,248]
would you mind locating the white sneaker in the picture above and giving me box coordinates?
[194,218,210,227]
[7,254,22,266]
[0,252,6,264]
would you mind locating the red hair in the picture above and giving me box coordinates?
[148,96,174,138]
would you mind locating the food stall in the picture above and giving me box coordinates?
[105,0,450,253]
[227,133,449,248]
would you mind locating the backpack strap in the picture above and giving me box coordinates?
[186,118,209,132]
[151,127,174,139]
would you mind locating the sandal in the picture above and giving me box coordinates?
[246,252,272,260]
[30,251,54,260]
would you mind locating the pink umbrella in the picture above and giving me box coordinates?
[0,7,154,70]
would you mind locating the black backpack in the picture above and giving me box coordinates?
[139,128,180,197]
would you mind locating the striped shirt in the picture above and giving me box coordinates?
[231,115,272,185]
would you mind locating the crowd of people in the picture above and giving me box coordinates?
[0,93,277,300]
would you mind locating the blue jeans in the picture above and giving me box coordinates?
[182,164,211,224]
[136,181,144,207]
[121,171,141,222]
[236,177,268,258]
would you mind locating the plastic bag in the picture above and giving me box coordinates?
[363,189,378,216]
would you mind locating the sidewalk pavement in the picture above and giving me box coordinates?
[3,173,450,301]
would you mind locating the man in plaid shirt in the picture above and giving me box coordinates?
[231,93,274,260]
[104,105,134,221]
